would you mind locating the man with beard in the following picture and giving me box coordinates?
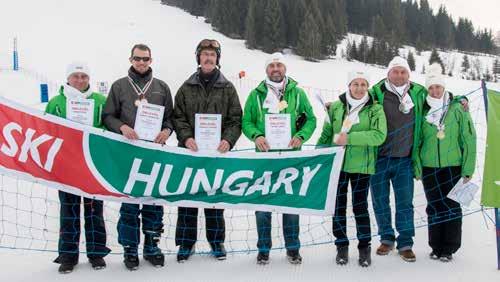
[242,52,317,265]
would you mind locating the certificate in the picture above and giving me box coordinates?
[134,103,165,141]
[265,114,291,150]
[447,179,479,207]
[195,113,222,151]
[66,98,95,126]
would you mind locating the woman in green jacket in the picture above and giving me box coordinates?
[317,71,387,267]
[418,64,476,262]
[45,62,110,274]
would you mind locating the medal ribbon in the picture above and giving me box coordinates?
[128,76,154,102]
[388,82,411,110]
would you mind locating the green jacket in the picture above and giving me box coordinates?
[45,85,107,129]
[417,93,476,178]
[369,79,427,177]
[317,93,387,174]
[242,78,317,148]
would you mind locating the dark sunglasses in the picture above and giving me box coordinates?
[131,56,151,62]
[199,39,220,49]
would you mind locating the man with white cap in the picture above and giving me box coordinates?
[369,56,427,262]
[317,70,386,267]
[242,52,317,265]
[45,62,111,273]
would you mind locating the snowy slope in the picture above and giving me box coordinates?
[0,0,499,281]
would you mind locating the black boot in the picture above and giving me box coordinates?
[336,246,349,265]
[144,231,165,267]
[358,247,371,267]
[58,262,76,274]
[89,257,106,270]
[429,251,441,260]
[210,243,227,261]
[256,252,270,265]
[440,253,453,263]
[123,247,139,271]
[177,245,195,263]
[286,249,302,265]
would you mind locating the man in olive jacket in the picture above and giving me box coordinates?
[173,39,242,263]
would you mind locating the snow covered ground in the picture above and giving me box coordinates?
[0,0,499,281]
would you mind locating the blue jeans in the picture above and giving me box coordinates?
[255,211,300,253]
[370,156,415,251]
[117,203,164,252]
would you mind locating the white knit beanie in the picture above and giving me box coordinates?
[425,63,446,89]
[66,61,90,80]
[387,56,411,75]
[265,52,287,70]
[348,70,370,86]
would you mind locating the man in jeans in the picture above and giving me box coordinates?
[102,44,174,270]
[242,52,317,265]
[369,56,427,262]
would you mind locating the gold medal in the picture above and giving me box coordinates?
[436,129,446,140]
[342,119,353,129]
[278,100,288,111]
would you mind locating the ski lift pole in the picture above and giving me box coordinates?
[13,37,19,71]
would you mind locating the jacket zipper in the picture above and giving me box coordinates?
[437,132,441,167]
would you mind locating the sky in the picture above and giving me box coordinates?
[427,0,500,32]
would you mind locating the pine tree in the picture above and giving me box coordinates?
[384,0,405,46]
[456,18,475,51]
[286,0,307,48]
[261,0,285,53]
[370,15,399,66]
[418,0,435,48]
[322,15,338,57]
[461,54,470,73]
[429,49,444,74]
[358,36,370,62]
[407,51,416,71]
[371,15,388,42]
[332,0,348,39]
[484,68,492,82]
[435,6,455,49]
[404,0,420,45]
[348,41,358,61]
[367,40,377,64]
[346,0,369,33]
[492,58,500,81]
[244,0,258,49]
[234,0,249,36]
[308,0,328,57]
[297,9,322,61]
